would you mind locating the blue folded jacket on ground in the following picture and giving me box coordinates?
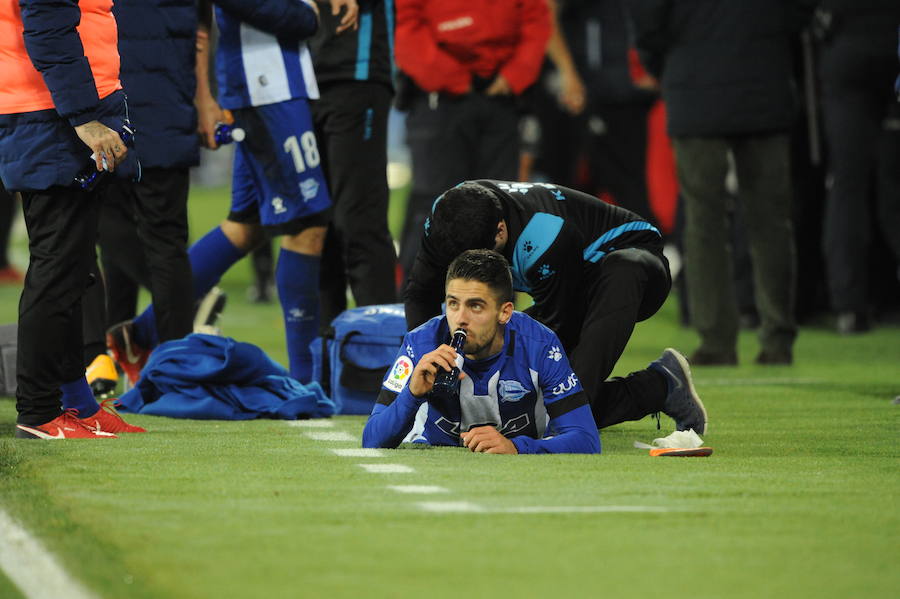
[118,334,336,420]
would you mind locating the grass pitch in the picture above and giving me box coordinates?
[0,187,898,598]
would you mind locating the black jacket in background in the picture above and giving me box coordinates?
[308,0,394,88]
[629,0,812,137]
[113,0,199,169]
[404,180,662,347]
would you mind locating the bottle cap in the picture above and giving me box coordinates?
[230,127,246,142]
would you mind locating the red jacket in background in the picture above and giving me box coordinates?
[395,0,551,96]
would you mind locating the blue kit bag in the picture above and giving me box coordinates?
[310,304,407,415]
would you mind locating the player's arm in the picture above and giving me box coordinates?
[524,221,586,350]
[513,340,599,455]
[512,390,599,454]
[195,0,227,149]
[214,0,320,40]
[362,342,463,448]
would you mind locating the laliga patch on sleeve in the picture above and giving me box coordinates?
[384,356,414,393]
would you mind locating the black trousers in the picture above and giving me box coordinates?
[568,248,672,428]
[0,180,15,269]
[820,36,900,312]
[398,91,520,274]
[313,81,398,326]
[82,167,192,352]
[17,187,101,425]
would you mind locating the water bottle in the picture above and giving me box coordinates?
[73,124,136,192]
[213,122,245,145]
[430,329,467,402]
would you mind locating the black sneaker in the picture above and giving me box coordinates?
[650,348,708,434]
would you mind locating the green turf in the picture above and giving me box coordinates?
[0,186,899,598]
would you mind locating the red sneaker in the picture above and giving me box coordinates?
[79,399,146,434]
[106,320,149,385]
[0,266,24,285]
[15,410,117,439]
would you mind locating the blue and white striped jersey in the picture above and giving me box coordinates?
[362,312,600,454]
[214,0,321,109]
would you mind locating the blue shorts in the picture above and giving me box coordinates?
[229,98,331,234]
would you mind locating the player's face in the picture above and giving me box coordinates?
[445,279,513,360]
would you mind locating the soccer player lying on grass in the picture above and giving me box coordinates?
[362,250,600,454]
[404,180,707,435]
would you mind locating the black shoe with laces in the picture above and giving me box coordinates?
[650,348,708,434]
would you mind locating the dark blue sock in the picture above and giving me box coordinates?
[60,377,99,418]
[276,248,320,383]
[132,226,245,348]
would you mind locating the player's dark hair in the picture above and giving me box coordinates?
[429,182,504,262]
[445,249,515,305]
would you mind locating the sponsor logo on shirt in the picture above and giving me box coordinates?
[552,372,579,395]
[547,346,562,362]
[384,355,414,393]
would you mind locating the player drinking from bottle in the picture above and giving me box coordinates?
[362,250,600,454]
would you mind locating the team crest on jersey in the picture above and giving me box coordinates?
[498,380,529,403]
[384,355,414,393]
[271,196,287,214]
[299,178,319,201]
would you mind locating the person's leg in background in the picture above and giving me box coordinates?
[15,186,142,437]
[398,93,473,276]
[0,181,23,284]
[16,188,100,431]
[247,239,275,303]
[238,98,331,384]
[314,81,397,327]
[819,39,886,333]
[586,101,655,224]
[474,94,520,181]
[732,134,797,363]
[132,168,193,345]
[672,136,739,365]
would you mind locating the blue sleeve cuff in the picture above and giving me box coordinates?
[361,386,425,448]
[510,405,600,454]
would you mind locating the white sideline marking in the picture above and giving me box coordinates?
[286,419,335,428]
[0,508,99,599]
[416,503,673,514]
[388,485,449,495]
[419,501,485,513]
[305,431,357,442]
[358,464,413,474]
[697,378,822,387]
[499,505,672,514]
[332,448,384,458]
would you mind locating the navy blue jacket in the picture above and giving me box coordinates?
[112,0,200,169]
[0,0,138,191]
